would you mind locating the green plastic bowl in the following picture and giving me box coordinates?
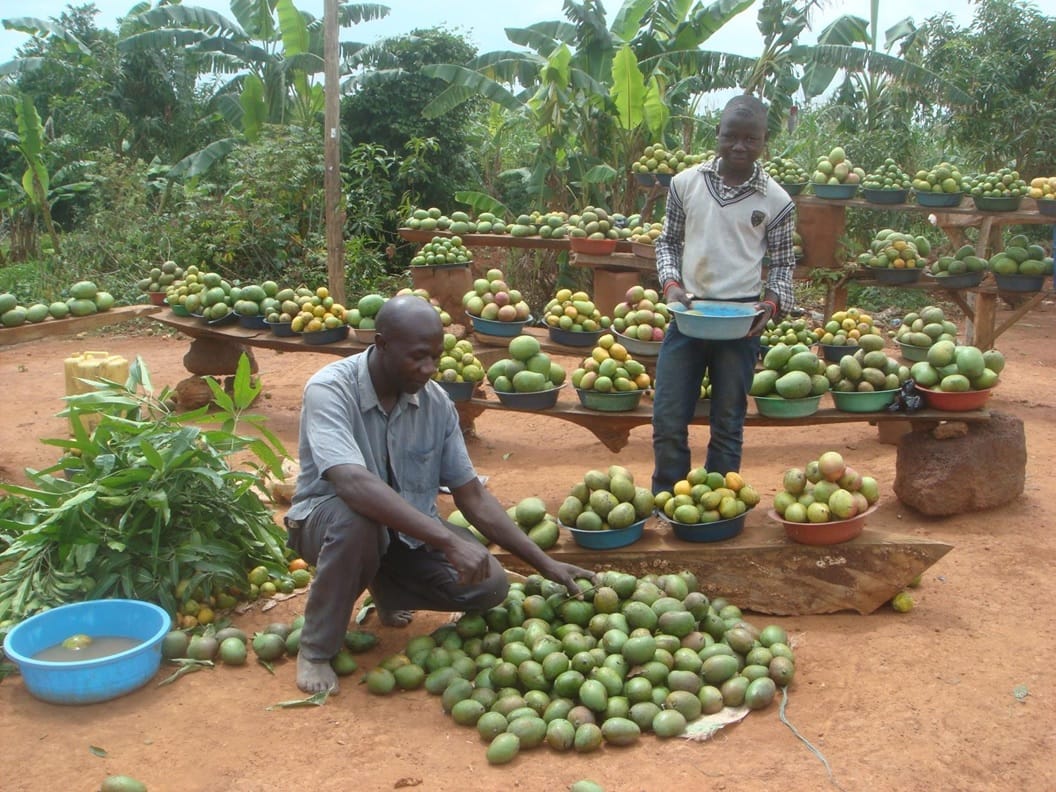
[753,394,822,418]
[895,340,928,362]
[830,388,899,413]
[575,388,644,412]
[779,182,807,196]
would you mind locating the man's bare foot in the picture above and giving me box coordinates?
[378,608,414,627]
[297,654,338,694]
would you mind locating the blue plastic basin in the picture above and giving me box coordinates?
[3,599,171,705]
[670,301,759,340]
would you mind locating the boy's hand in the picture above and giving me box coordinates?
[749,301,775,336]
[665,284,693,307]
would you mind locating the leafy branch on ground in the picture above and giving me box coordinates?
[0,354,291,624]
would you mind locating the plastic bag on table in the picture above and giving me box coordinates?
[887,378,923,413]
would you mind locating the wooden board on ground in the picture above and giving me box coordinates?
[493,516,952,615]
[0,304,161,347]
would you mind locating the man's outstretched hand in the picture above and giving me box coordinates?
[537,559,598,597]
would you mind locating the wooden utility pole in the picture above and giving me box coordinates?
[323,0,346,306]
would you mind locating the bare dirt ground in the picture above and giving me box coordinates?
[1,298,1055,792]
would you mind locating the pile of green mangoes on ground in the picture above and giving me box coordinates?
[360,569,794,764]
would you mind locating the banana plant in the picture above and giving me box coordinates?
[0,94,93,260]
[422,0,752,212]
[118,1,388,141]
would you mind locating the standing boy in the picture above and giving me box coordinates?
[651,94,796,492]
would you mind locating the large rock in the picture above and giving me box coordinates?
[183,337,258,376]
[894,412,1026,516]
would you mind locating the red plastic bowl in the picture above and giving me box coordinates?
[768,504,878,546]
[916,386,992,411]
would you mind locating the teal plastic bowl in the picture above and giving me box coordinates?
[753,394,822,418]
[812,183,859,200]
[471,315,533,338]
[3,599,171,705]
[165,298,191,317]
[830,388,899,412]
[563,517,646,550]
[670,300,759,340]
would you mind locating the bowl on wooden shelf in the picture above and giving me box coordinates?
[812,183,859,200]
[769,504,878,546]
[913,191,964,208]
[866,266,923,285]
[569,237,619,256]
[861,188,908,205]
[561,517,647,550]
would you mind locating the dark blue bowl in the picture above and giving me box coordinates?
[665,513,746,543]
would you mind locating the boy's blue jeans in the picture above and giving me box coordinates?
[651,321,760,493]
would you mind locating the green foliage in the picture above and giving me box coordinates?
[343,27,483,212]
[847,284,932,313]
[0,355,290,623]
[921,0,1056,175]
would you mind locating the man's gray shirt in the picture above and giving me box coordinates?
[286,348,477,547]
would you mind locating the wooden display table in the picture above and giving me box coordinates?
[455,396,989,453]
[494,518,952,615]
[0,304,161,347]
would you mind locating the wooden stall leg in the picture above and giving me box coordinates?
[970,291,997,349]
[183,337,258,376]
[411,264,473,325]
[593,268,641,319]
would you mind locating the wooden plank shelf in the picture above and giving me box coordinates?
[494,517,953,615]
[455,396,988,453]
[0,304,162,347]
